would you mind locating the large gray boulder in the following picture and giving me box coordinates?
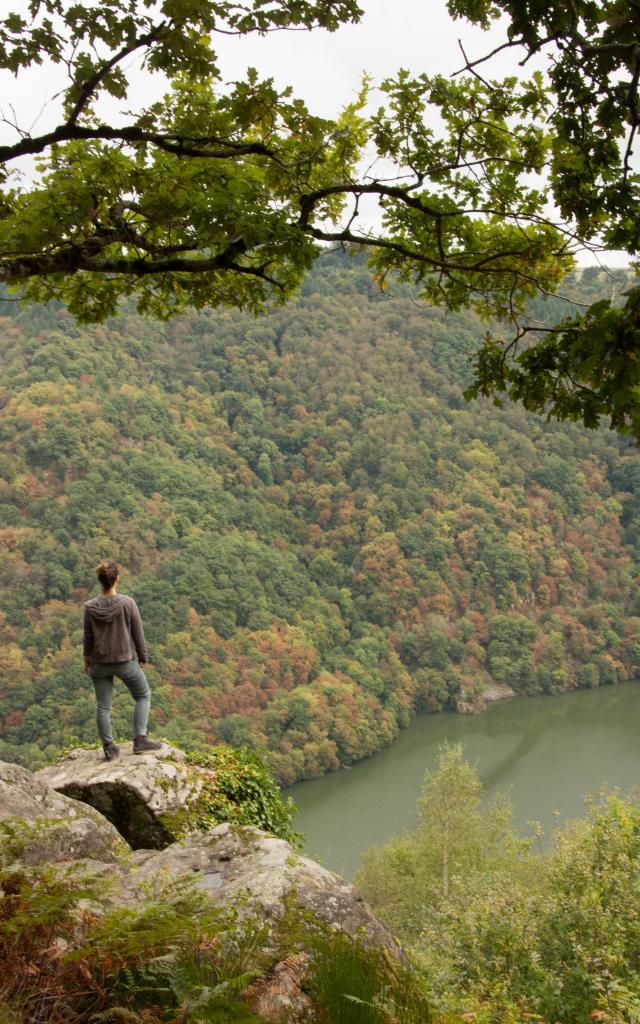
[36,743,203,849]
[124,822,397,949]
[0,760,128,865]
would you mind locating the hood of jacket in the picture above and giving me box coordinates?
[84,594,128,622]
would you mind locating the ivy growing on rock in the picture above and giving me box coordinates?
[161,747,301,846]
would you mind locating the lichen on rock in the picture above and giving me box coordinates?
[35,743,203,850]
[0,760,128,865]
[122,822,398,949]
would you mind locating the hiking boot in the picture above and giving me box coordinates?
[133,734,163,754]
[103,741,120,761]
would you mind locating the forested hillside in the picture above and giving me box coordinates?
[1,256,639,782]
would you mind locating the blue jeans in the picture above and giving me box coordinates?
[90,659,150,745]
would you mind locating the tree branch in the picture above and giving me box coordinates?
[66,23,169,126]
[0,123,279,165]
[302,222,531,277]
[0,235,272,282]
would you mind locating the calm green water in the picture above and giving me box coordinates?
[290,681,640,879]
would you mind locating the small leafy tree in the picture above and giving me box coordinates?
[356,744,529,937]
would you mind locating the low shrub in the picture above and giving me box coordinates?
[177,746,301,846]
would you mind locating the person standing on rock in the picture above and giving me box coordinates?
[83,560,162,761]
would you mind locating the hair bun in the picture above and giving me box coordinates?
[96,560,119,590]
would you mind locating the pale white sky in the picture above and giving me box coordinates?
[0,0,631,266]
[212,0,505,116]
[2,1,508,136]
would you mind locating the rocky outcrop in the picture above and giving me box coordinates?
[0,760,128,865]
[2,751,402,1024]
[123,822,396,948]
[457,679,515,714]
[36,743,203,849]
[483,681,516,703]
[8,749,397,950]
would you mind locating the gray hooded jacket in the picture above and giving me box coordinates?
[83,594,148,664]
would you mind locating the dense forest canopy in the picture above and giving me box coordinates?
[1,255,639,782]
[1,0,639,432]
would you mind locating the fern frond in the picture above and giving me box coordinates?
[89,1007,150,1023]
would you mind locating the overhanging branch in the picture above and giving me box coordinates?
[0,124,279,165]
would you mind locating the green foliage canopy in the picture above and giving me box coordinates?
[0,0,568,322]
[0,0,367,321]
[448,0,640,434]
[2,0,640,430]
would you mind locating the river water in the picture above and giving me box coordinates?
[290,680,640,879]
